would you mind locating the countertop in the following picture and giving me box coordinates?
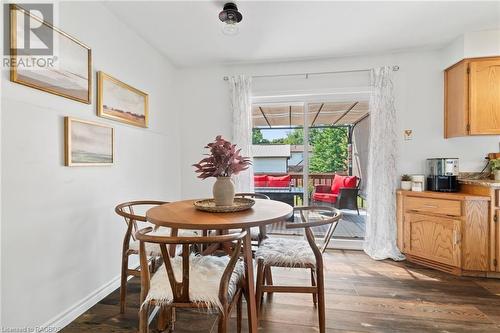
[459,178,500,188]
[397,190,490,201]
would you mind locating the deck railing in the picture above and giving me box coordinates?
[255,172,346,188]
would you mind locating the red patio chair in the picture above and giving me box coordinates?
[312,175,360,215]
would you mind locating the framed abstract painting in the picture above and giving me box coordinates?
[97,71,149,127]
[10,4,92,103]
[64,117,114,166]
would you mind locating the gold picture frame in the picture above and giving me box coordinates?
[97,71,149,128]
[64,117,114,166]
[10,4,92,104]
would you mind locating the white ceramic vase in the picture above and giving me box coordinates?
[213,176,235,206]
[494,170,500,181]
[401,181,412,191]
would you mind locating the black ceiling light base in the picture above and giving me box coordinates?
[219,2,243,23]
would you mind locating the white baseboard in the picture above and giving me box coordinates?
[41,274,124,331]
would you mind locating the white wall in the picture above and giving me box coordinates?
[1,2,181,328]
[178,47,499,199]
[253,158,288,173]
[443,29,500,68]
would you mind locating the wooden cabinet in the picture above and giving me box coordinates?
[459,182,500,273]
[397,191,491,276]
[444,57,500,138]
[404,213,461,267]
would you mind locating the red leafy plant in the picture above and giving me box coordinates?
[193,135,251,179]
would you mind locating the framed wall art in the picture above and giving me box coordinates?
[97,71,149,127]
[64,117,114,166]
[10,4,92,103]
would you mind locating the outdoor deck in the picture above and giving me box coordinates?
[268,209,366,239]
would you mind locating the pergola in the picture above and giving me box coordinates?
[252,100,370,175]
[251,101,369,128]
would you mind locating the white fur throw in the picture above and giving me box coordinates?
[255,238,316,267]
[143,255,244,311]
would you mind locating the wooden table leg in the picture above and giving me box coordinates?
[169,228,178,257]
[243,228,258,333]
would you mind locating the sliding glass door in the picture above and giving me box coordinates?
[306,101,368,243]
[251,92,370,248]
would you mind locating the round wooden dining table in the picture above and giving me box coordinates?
[146,198,293,333]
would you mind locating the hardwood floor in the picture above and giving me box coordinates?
[62,250,500,332]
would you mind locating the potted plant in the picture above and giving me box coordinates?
[490,159,500,181]
[193,135,251,206]
[401,174,412,190]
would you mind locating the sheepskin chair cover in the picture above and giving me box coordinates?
[255,238,315,267]
[143,255,244,311]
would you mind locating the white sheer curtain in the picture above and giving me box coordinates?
[363,67,405,261]
[229,75,254,193]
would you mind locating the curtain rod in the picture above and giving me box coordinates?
[223,65,399,81]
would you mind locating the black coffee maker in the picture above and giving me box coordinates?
[426,158,459,192]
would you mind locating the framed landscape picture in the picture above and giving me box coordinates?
[64,117,114,166]
[10,4,92,104]
[97,71,149,127]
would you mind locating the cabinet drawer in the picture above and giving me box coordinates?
[404,196,461,216]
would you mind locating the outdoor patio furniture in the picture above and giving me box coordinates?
[253,174,292,188]
[255,187,303,207]
[312,175,360,215]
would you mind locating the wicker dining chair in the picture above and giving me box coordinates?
[136,227,247,333]
[254,206,342,333]
[115,200,169,314]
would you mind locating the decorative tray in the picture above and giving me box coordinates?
[193,198,255,213]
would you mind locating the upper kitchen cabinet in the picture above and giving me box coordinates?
[444,57,500,138]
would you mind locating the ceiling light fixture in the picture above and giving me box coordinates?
[219,2,242,36]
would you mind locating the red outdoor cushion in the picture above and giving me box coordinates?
[313,192,338,203]
[343,176,357,189]
[331,175,357,194]
[268,175,291,187]
[331,175,344,194]
[254,175,268,187]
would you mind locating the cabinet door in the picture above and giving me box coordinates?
[444,61,469,137]
[404,213,461,267]
[469,58,500,135]
[496,210,500,272]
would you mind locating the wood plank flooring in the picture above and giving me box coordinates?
[62,250,500,333]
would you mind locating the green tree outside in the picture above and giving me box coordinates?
[309,127,348,173]
[252,128,269,144]
[252,127,348,173]
[283,128,304,145]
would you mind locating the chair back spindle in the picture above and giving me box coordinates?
[286,206,341,254]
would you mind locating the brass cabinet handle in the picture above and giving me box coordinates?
[422,204,438,208]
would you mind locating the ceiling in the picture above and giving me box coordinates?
[252,101,369,128]
[105,1,500,67]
